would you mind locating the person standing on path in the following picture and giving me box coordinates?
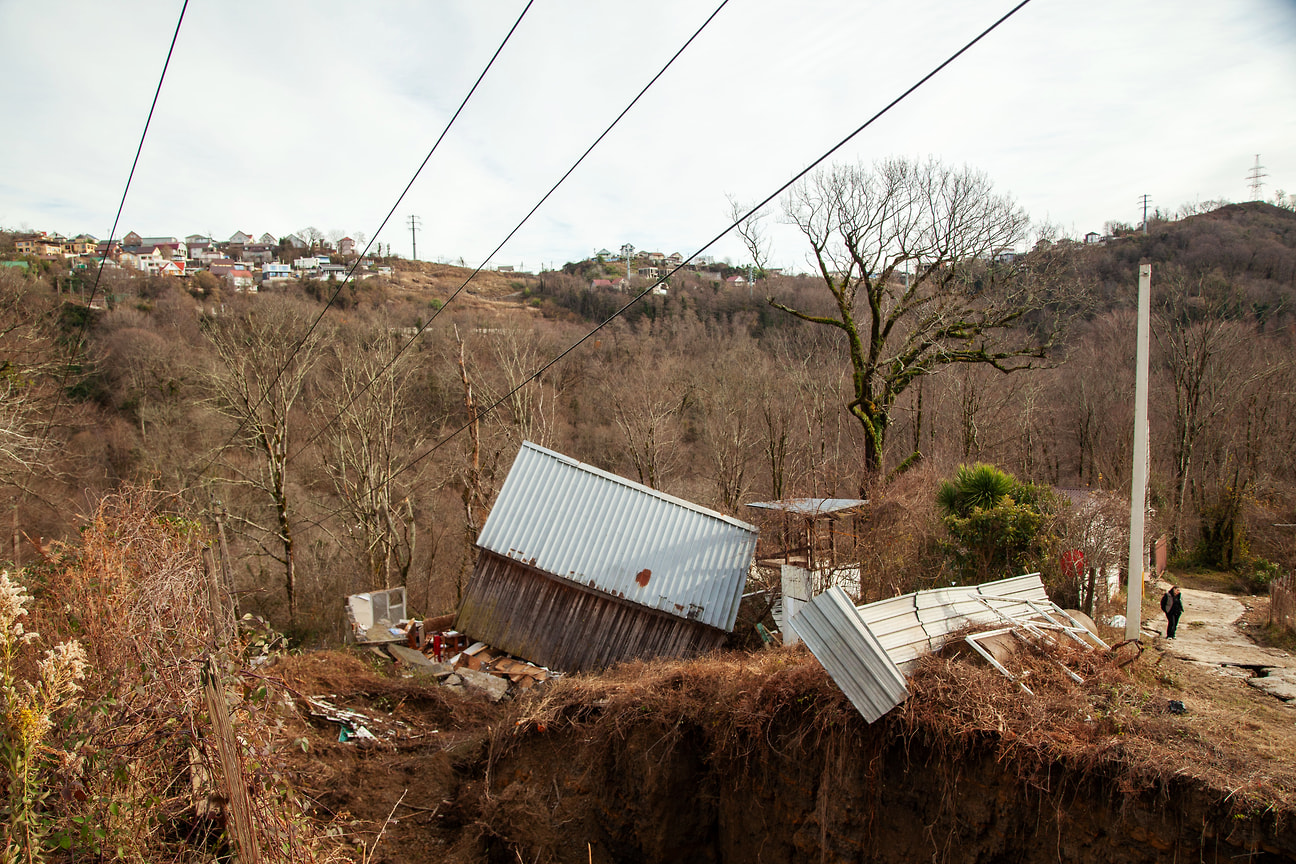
[1161,585,1184,638]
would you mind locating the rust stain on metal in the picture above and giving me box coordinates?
[635,568,652,587]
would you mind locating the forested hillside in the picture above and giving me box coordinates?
[1,201,1294,637]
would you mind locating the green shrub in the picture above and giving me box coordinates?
[937,463,1058,587]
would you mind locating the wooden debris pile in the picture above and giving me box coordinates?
[452,641,554,691]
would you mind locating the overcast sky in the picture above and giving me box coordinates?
[2,0,1294,272]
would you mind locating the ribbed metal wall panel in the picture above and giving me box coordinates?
[476,442,758,631]
[791,586,909,723]
[457,550,728,672]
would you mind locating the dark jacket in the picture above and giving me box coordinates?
[1161,590,1183,617]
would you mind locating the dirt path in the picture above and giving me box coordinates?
[1151,583,1296,702]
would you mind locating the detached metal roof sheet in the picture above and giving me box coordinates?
[791,586,909,723]
[476,442,758,631]
[855,573,1053,672]
[745,497,867,517]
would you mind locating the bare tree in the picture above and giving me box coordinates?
[773,157,1063,479]
[477,328,559,448]
[316,326,424,592]
[699,356,757,514]
[1153,269,1288,550]
[726,193,771,277]
[0,272,68,496]
[606,358,693,491]
[203,296,325,624]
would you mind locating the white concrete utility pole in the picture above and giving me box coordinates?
[1125,263,1152,641]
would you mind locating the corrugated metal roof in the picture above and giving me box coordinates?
[476,442,758,631]
[791,586,909,723]
[745,498,867,517]
[855,573,1053,672]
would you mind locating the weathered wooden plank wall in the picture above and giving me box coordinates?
[456,551,727,672]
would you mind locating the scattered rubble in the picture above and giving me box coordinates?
[302,695,417,743]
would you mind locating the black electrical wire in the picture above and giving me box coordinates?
[193,0,535,477]
[35,0,190,453]
[290,0,733,462]
[388,0,1037,487]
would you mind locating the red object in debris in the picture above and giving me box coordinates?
[432,632,444,662]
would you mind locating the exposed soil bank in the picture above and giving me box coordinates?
[459,707,1294,863]
[279,647,1296,864]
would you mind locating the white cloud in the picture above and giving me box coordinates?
[2,0,1293,268]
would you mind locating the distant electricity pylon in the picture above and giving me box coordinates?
[1247,155,1267,200]
[1138,194,1151,234]
[408,214,422,261]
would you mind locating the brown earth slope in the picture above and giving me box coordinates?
[267,630,1296,864]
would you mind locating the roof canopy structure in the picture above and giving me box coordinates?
[745,498,867,518]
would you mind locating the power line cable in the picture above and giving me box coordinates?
[290,0,732,461]
[192,0,535,477]
[387,0,1038,488]
[35,0,190,454]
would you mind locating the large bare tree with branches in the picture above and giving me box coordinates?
[773,157,1065,478]
[204,296,325,624]
[316,326,425,593]
[0,274,65,495]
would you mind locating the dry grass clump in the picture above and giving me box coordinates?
[19,488,353,863]
[854,466,949,602]
[512,645,858,763]
[900,633,1296,814]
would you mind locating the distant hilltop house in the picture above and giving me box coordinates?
[240,243,278,265]
[293,256,330,272]
[121,233,186,259]
[15,231,97,258]
[261,262,293,281]
[117,234,188,273]
[209,260,256,291]
[66,234,99,255]
[228,230,254,245]
[637,266,661,279]
[186,236,222,263]
[590,277,628,291]
[338,237,356,256]
[725,274,746,287]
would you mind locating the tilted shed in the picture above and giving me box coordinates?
[454,442,758,672]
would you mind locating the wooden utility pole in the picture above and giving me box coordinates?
[213,506,237,618]
[202,660,260,862]
[200,547,258,861]
[1125,264,1152,641]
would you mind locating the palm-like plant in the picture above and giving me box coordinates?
[936,463,1016,516]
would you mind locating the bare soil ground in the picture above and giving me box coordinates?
[388,261,540,303]
[260,597,1296,863]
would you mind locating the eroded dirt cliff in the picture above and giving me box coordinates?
[274,641,1296,863]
